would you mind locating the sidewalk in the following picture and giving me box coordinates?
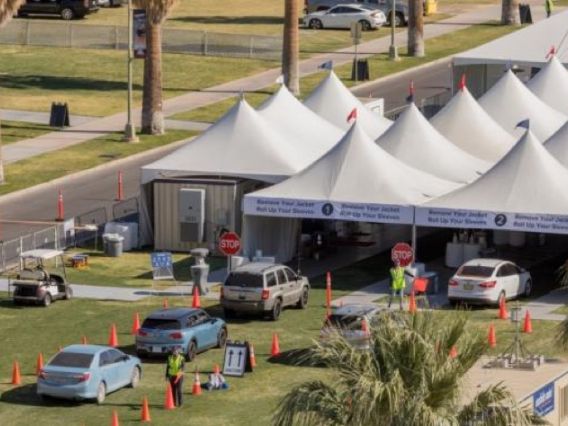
[1,2,548,164]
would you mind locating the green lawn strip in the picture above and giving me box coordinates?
[172,21,520,123]
[0,120,53,145]
[0,129,196,196]
[553,304,568,315]
[65,249,226,288]
[0,45,276,117]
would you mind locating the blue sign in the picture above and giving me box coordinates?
[533,382,554,417]
[151,252,173,269]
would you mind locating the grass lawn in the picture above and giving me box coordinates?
[0,121,53,145]
[0,45,276,117]
[172,20,520,122]
[0,129,196,196]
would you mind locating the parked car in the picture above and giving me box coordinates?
[96,0,122,7]
[304,4,387,31]
[17,0,99,20]
[448,259,532,306]
[135,308,227,361]
[320,304,383,349]
[305,0,408,26]
[12,249,73,307]
[221,262,310,321]
[37,345,141,404]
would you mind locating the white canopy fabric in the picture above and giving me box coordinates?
[257,85,344,158]
[244,120,459,225]
[141,99,308,184]
[478,70,567,141]
[453,10,568,67]
[303,71,392,139]
[430,86,515,162]
[544,121,568,167]
[526,56,568,116]
[416,130,568,234]
[375,103,490,183]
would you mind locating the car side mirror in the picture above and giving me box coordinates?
[122,355,129,361]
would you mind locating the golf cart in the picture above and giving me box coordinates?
[11,249,73,307]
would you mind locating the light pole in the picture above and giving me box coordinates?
[124,0,139,143]
[388,0,400,61]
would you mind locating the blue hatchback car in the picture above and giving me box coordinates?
[135,308,227,361]
[37,345,142,404]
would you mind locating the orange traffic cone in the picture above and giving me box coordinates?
[36,353,44,376]
[498,298,508,320]
[449,345,458,359]
[11,360,21,385]
[111,410,119,426]
[213,364,221,375]
[81,336,88,345]
[271,333,281,357]
[163,298,169,309]
[523,310,533,333]
[325,272,332,311]
[408,291,417,314]
[192,286,201,309]
[141,396,151,422]
[249,342,257,369]
[488,324,497,348]
[192,370,202,396]
[131,312,141,335]
[164,382,175,410]
[108,324,118,347]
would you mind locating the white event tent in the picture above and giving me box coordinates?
[430,85,515,162]
[544,121,568,168]
[526,55,568,116]
[257,85,344,158]
[478,70,566,141]
[416,130,568,235]
[303,71,392,139]
[375,103,490,183]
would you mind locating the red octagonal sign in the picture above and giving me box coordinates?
[391,242,414,267]
[219,232,241,256]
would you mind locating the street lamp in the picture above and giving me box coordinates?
[123,0,139,143]
[388,0,400,61]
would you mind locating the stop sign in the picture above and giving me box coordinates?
[391,242,414,267]
[219,232,241,256]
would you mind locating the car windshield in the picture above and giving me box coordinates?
[225,272,264,288]
[327,314,362,330]
[142,318,181,330]
[457,265,494,278]
[49,352,94,368]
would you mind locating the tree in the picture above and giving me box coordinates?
[407,0,424,57]
[282,0,300,96]
[273,312,537,426]
[501,0,520,25]
[133,0,178,135]
[0,0,25,184]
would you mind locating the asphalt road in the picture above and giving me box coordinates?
[0,59,453,242]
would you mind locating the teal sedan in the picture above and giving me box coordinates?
[37,345,142,404]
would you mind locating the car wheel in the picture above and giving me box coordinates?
[96,382,106,405]
[296,288,309,309]
[42,293,52,307]
[270,299,282,321]
[61,8,74,20]
[359,20,372,31]
[309,19,323,30]
[63,286,73,300]
[217,327,227,348]
[497,290,506,307]
[129,367,141,388]
[185,341,197,362]
[523,279,532,297]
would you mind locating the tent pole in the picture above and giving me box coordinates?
[411,224,417,262]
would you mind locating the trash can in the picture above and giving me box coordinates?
[103,233,124,257]
[519,4,533,24]
[190,248,210,295]
[351,59,370,81]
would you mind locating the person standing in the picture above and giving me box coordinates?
[545,0,554,18]
[165,347,185,407]
[388,261,406,310]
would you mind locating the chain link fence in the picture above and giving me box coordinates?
[0,20,281,60]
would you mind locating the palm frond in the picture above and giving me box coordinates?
[132,0,178,24]
[556,316,568,348]
[0,0,25,27]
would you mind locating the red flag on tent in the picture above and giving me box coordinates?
[546,45,556,59]
[346,108,357,123]
[405,80,415,102]
[458,74,466,91]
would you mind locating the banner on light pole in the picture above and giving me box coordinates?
[133,9,147,59]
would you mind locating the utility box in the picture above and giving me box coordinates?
[178,188,205,243]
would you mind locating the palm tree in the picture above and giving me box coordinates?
[282,0,300,96]
[133,0,178,135]
[0,0,25,184]
[501,0,520,25]
[273,312,537,426]
[407,0,424,57]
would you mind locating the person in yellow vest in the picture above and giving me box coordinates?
[545,0,554,18]
[165,347,185,407]
[388,260,406,310]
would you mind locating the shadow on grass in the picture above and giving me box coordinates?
[266,348,325,368]
[0,75,142,93]
[1,384,83,407]
[171,15,283,26]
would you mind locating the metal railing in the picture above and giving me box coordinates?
[0,20,282,60]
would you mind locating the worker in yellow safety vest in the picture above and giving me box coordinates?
[388,261,406,310]
[545,0,554,18]
[165,347,185,407]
